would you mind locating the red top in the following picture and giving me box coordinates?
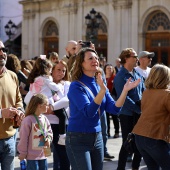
[106,74,115,94]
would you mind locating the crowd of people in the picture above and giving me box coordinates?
[0,39,170,170]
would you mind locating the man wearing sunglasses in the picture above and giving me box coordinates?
[114,48,145,170]
[135,51,155,80]
[0,40,25,170]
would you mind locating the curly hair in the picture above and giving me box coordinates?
[27,57,53,84]
[6,54,21,73]
[71,48,98,81]
[119,48,135,65]
[145,64,170,89]
[25,93,48,117]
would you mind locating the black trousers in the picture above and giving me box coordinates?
[106,112,119,134]
[53,108,67,134]
[117,113,142,170]
[51,124,70,170]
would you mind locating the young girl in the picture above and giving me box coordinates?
[24,57,67,145]
[18,93,53,170]
[25,57,64,105]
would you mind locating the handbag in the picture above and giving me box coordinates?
[123,133,136,154]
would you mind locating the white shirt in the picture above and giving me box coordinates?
[45,81,70,124]
[135,66,151,79]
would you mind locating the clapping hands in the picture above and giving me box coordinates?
[123,77,141,92]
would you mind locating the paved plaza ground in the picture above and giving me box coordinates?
[14,125,147,170]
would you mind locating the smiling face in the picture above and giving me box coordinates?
[82,51,99,76]
[0,41,7,69]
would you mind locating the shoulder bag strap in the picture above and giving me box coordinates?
[76,80,100,116]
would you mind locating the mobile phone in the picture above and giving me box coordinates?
[82,41,91,48]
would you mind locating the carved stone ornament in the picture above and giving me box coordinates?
[112,0,132,9]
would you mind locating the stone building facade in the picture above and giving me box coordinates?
[20,0,170,66]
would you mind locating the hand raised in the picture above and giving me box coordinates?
[95,72,107,91]
[124,77,141,92]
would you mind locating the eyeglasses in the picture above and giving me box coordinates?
[0,47,8,53]
[131,56,138,59]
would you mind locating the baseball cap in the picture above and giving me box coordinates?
[138,51,155,59]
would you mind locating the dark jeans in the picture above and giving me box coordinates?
[106,112,119,134]
[135,135,170,170]
[117,114,141,170]
[53,109,67,134]
[51,124,70,170]
[27,159,48,170]
[66,132,103,170]
[100,111,108,154]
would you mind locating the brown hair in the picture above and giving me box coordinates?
[103,63,116,75]
[6,54,21,73]
[145,64,170,89]
[27,57,53,84]
[49,52,59,62]
[119,48,135,65]
[71,48,98,81]
[25,93,47,116]
[20,60,33,73]
[52,60,70,81]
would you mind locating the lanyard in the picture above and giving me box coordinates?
[33,114,46,140]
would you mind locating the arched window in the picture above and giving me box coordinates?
[45,22,58,36]
[43,21,59,56]
[147,11,170,31]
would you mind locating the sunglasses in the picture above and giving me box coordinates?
[0,47,8,53]
[130,56,138,59]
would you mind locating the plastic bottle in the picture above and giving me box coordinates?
[20,160,26,170]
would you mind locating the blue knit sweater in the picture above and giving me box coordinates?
[67,73,121,133]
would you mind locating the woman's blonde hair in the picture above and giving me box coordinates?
[71,48,98,81]
[145,64,170,89]
[25,93,47,116]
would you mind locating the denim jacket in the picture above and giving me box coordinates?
[114,66,145,116]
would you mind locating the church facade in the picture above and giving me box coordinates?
[20,0,170,66]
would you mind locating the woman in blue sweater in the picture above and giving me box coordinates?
[66,48,140,170]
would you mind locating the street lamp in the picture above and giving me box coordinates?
[4,20,17,53]
[85,8,102,44]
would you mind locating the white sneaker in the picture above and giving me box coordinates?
[58,136,65,145]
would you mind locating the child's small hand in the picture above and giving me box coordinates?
[18,155,25,161]
[44,139,50,148]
